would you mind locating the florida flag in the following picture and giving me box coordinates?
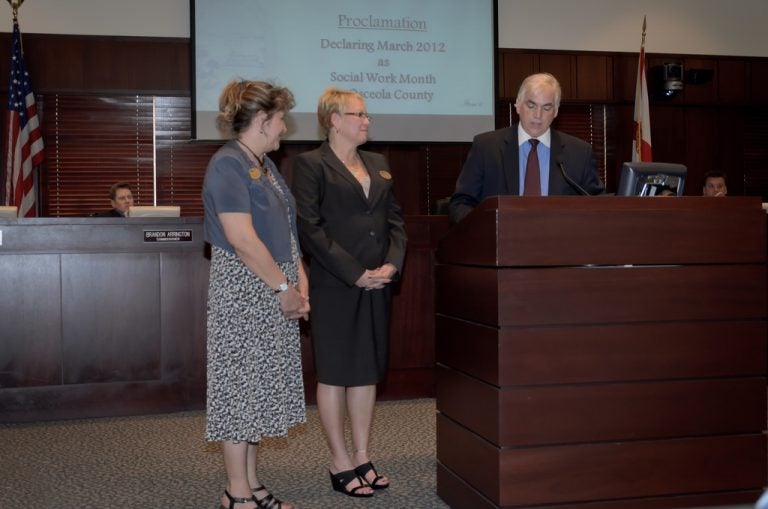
[3,18,44,217]
[632,17,652,162]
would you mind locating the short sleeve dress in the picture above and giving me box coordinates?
[202,141,305,443]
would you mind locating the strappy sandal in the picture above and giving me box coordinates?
[251,484,287,509]
[354,461,389,490]
[220,490,256,509]
[329,469,374,498]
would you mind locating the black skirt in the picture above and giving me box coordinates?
[310,284,392,387]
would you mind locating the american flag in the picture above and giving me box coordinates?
[3,19,44,217]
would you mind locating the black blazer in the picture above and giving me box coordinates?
[449,125,605,223]
[92,208,124,217]
[291,142,407,287]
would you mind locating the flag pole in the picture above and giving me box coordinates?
[1,0,22,208]
[3,0,44,216]
[632,15,652,163]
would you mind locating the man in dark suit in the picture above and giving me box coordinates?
[93,181,133,217]
[449,73,604,223]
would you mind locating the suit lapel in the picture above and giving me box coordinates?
[360,151,387,206]
[319,142,370,204]
[549,131,565,194]
[502,126,520,195]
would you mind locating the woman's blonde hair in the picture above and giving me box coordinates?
[316,87,365,135]
[216,80,295,137]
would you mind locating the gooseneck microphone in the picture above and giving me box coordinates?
[558,160,590,196]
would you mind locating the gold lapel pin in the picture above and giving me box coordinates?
[249,167,262,180]
[378,170,392,180]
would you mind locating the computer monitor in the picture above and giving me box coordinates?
[127,206,181,217]
[617,162,687,196]
[0,206,18,218]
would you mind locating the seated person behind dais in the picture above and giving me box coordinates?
[92,182,134,217]
[702,170,727,197]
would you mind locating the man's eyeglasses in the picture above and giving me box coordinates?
[344,112,371,120]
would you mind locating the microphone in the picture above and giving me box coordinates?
[558,160,590,196]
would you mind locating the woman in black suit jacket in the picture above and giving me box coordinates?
[291,88,407,498]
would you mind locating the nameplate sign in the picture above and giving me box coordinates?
[143,230,193,242]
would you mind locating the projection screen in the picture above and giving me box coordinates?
[192,0,497,142]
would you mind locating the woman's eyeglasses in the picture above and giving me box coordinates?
[344,112,371,119]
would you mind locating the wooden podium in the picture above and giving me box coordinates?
[435,196,767,509]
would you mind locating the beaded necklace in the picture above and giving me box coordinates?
[238,139,266,169]
[237,139,297,257]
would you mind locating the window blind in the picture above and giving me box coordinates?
[40,95,155,217]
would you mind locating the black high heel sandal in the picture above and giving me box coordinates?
[220,490,256,509]
[329,469,374,498]
[354,461,390,490]
[251,484,286,509]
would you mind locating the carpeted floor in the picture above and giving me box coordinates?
[1,397,761,509]
[0,398,449,509]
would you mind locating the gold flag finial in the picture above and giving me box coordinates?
[641,15,647,45]
[6,0,24,20]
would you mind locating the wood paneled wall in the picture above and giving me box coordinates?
[1,33,766,204]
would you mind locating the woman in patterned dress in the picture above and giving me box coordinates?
[202,80,310,509]
[291,88,407,498]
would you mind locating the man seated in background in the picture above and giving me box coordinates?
[702,171,727,197]
[93,181,134,217]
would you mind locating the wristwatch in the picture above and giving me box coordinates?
[274,282,289,294]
